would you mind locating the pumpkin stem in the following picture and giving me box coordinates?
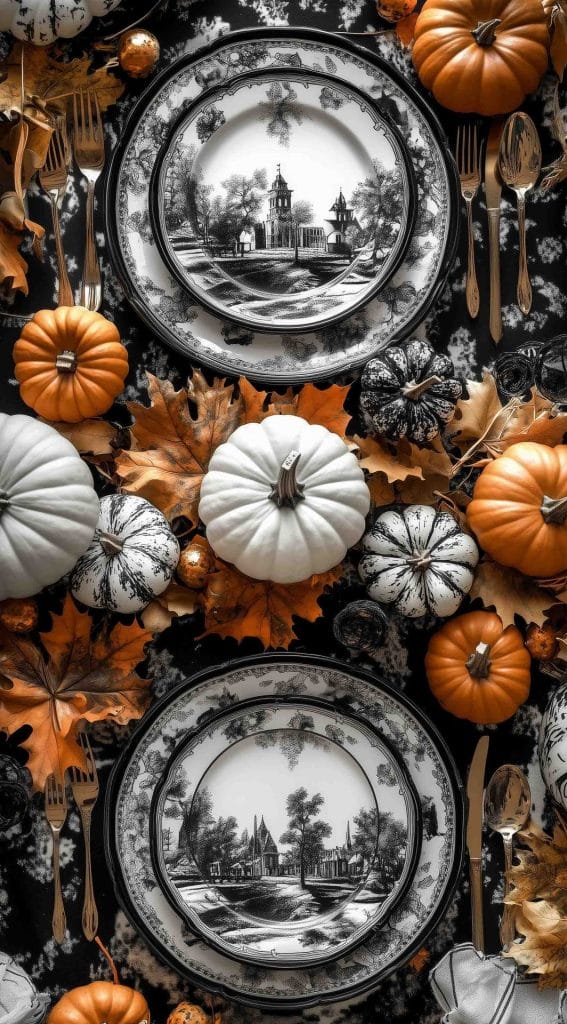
[95,936,120,985]
[269,450,305,509]
[99,532,124,556]
[471,18,501,46]
[55,350,78,373]
[407,552,432,571]
[541,495,567,525]
[466,641,492,679]
[402,375,443,401]
[0,490,9,516]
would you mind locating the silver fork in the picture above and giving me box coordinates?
[69,731,99,941]
[38,124,74,307]
[73,89,105,311]
[44,774,68,944]
[456,123,481,320]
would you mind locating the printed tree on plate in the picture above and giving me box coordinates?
[165,143,213,239]
[350,159,404,260]
[208,169,268,249]
[280,787,332,888]
[291,199,313,261]
[183,785,239,879]
[352,806,407,889]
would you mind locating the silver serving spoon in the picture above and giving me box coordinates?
[484,764,531,950]
[498,112,542,316]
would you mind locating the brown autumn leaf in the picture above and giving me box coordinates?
[201,560,343,648]
[0,42,124,117]
[353,434,424,483]
[447,370,511,451]
[367,474,395,506]
[395,12,418,46]
[469,559,557,628]
[507,823,567,911]
[0,595,152,790]
[141,581,201,633]
[548,0,567,78]
[395,438,452,504]
[115,371,243,524]
[504,900,567,987]
[239,379,352,438]
[0,219,29,293]
[498,389,567,449]
[42,418,117,458]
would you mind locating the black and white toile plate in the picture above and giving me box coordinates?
[106,27,459,384]
[105,655,464,1009]
[150,696,420,968]
[151,67,416,335]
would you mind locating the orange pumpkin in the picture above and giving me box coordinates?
[467,443,567,578]
[47,938,149,1024]
[13,306,128,423]
[377,0,416,22]
[166,1004,211,1024]
[425,610,531,724]
[412,0,549,116]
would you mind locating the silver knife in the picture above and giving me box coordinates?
[467,734,490,951]
[485,120,505,343]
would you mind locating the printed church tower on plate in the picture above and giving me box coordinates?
[246,814,279,876]
[265,164,294,249]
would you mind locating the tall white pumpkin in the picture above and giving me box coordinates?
[198,416,370,584]
[0,413,99,599]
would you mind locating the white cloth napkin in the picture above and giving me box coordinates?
[430,943,567,1024]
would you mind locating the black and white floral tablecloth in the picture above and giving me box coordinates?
[0,1,565,1022]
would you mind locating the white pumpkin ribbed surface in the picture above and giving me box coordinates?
[0,0,121,45]
[198,416,370,584]
[0,413,99,600]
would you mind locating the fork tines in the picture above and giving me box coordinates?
[70,730,97,782]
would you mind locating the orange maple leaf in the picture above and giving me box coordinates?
[0,595,153,790]
[239,379,351,437]
[395,13,418,46]
[201,560,343,649]
[115,370,242,523]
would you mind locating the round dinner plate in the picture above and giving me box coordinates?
[105,27,459,384]
[105,654,464,1009]
[151,67,416,335]
[150,696,421,969]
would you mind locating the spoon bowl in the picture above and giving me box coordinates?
[498,113,542,315]
[484,764,531,950]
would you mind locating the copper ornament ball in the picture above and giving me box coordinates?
[117,30,160,79]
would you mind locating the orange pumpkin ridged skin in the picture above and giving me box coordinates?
[13,306,128,423]
[425,610,531,724]
[166,1004,211,1024]
[467,443,567,578]
[412,0,549,116]
[47,981,150,1024]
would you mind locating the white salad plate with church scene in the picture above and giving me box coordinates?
[150,68,416,335]
[106,27,459,384]
[150,696,420,968]
[105,655,464,1009]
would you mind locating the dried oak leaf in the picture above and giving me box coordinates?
[499,389,567,449]
[447,371,513,452]
[0,42,124,117]
[353,434,424,483]
[42,418,117,459]
[201,560,343,649]
[0,219,29,293]
[395,13,418,46]
[504,900,567,988]
[239,378,352,437]
[395,438,452,504]
[0,595,152,791]
[469,559,557,628]
[115,371,242,524]
[141,581,200,633]
[507,823,567,910]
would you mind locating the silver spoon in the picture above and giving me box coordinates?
[484,764,531,950]
[498,112,542,316]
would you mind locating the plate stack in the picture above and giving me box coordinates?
[106,27,459,383]
[106,654,463,1009]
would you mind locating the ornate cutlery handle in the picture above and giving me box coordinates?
[470,857,485,952]
[80,810,98,941]
[52,832,66,944]
[516,196,532,315]
[81,179,102,311]
[500,835,516,950]
[488,209,502,343]
[50,194,74,308]
[465,199,479,319]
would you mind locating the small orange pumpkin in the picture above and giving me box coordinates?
[376,0,416,22]
[425,610,532,724]
[467,443,567,578]
[166,1004,211,1024]
[13,306,128,423]
[47,939,149,1024]
[412,0,549,116]
[525,621,559,661]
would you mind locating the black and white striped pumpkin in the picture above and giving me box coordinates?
[360,339,462,443]
[359,505,479,618]
[71,494,179,613]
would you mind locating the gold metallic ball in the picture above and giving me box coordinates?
[117,29,160,79]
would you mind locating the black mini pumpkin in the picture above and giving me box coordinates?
[360,339,462,443]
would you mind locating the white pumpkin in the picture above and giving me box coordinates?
[71,494,180,612]
[198,416,370,584]
[539,683,567,811]
[359,504,479,618]
[0,413,98,600]
[0,951,49,1024]
[0,0,121,45]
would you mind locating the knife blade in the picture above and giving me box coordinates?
[467,734,489,952]
[485,120,505,343]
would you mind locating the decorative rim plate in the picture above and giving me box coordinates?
[150,696,421,968]
[105,654,464,1009]
[105,27,459,384]
[151,67,416,335]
